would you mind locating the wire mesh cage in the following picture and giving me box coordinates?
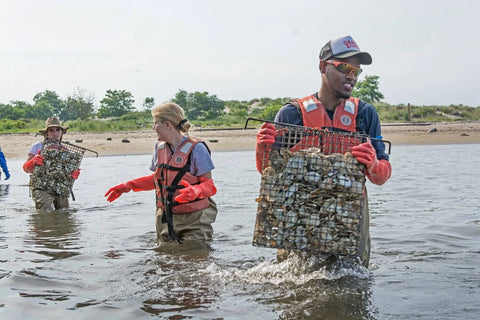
[30,139,90,196]
[252,121,369,258]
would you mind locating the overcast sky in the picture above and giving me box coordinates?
[2,0,479,109]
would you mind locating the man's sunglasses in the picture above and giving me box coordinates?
[325,60,362,77]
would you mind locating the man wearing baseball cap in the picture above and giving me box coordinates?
[255,35,391,268]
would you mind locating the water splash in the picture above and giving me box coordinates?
[200,252,370,286]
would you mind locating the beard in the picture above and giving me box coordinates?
[335,89,351,99]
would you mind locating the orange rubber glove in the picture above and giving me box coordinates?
[23,152,44,173]
[256,123,276,173]
[351,142,392,185]
[174,176,217,203]
[105,173,155,202]
[71,169,81,179]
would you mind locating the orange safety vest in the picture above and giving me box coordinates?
[154,137,210,214]
[292,95,362,154]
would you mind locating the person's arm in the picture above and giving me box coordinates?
[357,102,389,161]
[255,103,303,173]
[353,102,392,185]
[256,123,276,173]
[174,142,217,203]
[174,172,217,203]
[71,169,81,179]
[0,150,10,180]
[23,152,44,173]
[274,103,304,126]
[351,141,391,185]
[105,173,156,202]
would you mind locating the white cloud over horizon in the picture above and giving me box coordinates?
[1,0,479,109]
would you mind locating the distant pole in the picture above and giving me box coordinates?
[407,103,411,122]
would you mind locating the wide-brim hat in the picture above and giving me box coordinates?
[320,35,372,65]
[38,116,69,136]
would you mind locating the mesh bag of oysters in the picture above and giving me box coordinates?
[30,139,86,196]
[253,124,369,259]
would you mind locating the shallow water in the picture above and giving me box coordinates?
[0,145,479,319]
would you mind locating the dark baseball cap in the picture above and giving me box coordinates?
[319,35,372,65]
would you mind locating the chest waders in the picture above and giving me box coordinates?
[156,154,192,244]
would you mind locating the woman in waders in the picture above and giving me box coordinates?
[105,102,218,243]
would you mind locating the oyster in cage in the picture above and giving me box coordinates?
[294,236,308,249]
[253,146,367,258]
[304,214,321,227]
[30,145,83,196]
[304,171,321,183]
[284,210,298,228]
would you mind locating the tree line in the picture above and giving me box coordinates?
[0,75,384,122]
[0,88,228,121]
[1,75,478,134]
[0,88,142,121]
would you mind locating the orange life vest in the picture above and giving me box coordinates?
[292,95,362,154]
[154,137,210,214]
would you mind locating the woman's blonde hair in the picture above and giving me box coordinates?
[151,102,191,134]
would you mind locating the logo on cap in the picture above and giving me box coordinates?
[342,39,359,50]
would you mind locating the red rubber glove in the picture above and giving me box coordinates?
[23,151,44,173]
[174,176,217,203]
[351,141,392,185]
[105,173,155,202]
[256,123,276,173]
[71,169,81,179]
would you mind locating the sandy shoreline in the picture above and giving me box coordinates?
[1,121,479,160]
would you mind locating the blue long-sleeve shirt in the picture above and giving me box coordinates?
[0,146,10,179]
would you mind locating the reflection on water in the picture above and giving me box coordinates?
[0,145,479,319]
[25,210,81,260]
[273,277,374,320]
[141,241,218,316]
[0,184,9,198]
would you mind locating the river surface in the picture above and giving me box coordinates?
[0,144,479,319]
